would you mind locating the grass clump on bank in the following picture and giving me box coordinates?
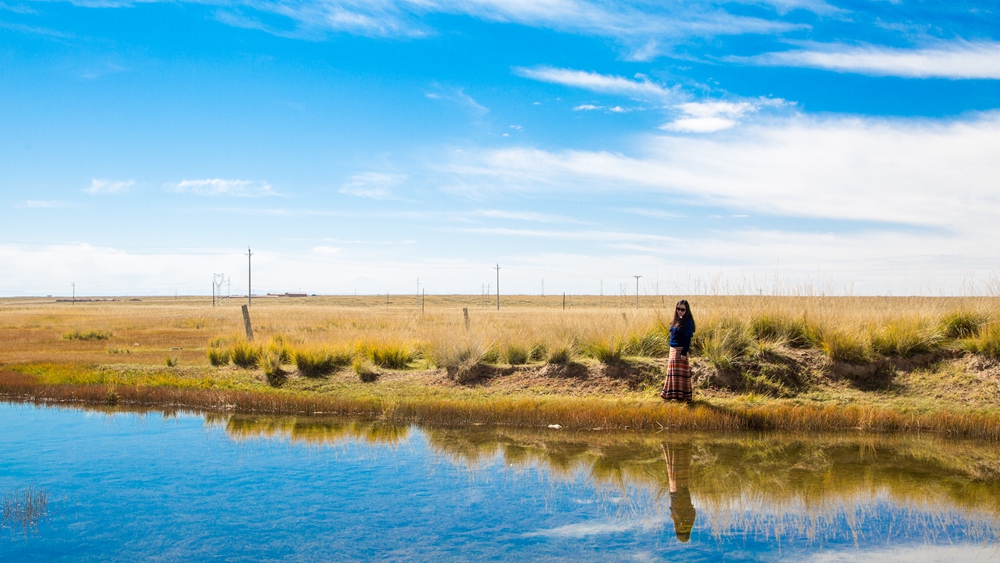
[63,329,113,341]
[962,325,1000,358]
[294,347,351,377]
[231,339,261,369]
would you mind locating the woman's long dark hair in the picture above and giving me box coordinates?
[671,299,695,331]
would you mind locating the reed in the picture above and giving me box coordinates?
[2,485,49,534]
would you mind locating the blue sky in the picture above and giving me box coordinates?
[1,0,998,297]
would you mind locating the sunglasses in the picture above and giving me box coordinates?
[676,307,687,312]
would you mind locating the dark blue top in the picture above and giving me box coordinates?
[669,318,695,356]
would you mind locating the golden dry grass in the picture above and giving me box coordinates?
[1,294,997,366]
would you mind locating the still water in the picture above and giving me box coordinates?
[1,402,999,562]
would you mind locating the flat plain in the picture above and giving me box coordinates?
[1,294,999,436]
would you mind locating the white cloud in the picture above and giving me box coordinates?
[84,178,133,194]
[573,104,601,111]
[171,178,277,197]
[339,172,407,199]
[662,101,760,132]
[751,41,1000,79]
[515,66,685,101]
[445,112,1000,232]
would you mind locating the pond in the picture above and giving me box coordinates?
[2,402,999,561]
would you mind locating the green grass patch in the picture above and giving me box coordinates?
[62,330,113,341]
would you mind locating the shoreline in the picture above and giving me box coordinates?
[4,370,1000,440]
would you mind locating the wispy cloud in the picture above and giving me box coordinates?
[0,2,38,14]
[749,41,1000,79]
[451,227,679,243]
[616,208,684,220]
[426,86,488,115]
[84,179,134,194]
[171,178,277,196]
[473,209,580,223]
[16,200,75,208]
[195,0,801,56]
[339,172,407,200]
[515,66,685,101]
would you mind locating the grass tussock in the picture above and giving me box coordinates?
[352,357,379,383]
[584,338,625,364]
[62,329,112,341]
[358,341,416,370]
[261,346,285,387]
[940,311,987,339]
[547,344,575,365]
[294,347,351,377]
[207,346,230,367]
[231,339,261,369]
[962,324,1000,358]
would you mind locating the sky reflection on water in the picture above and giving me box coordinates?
[1,403,998,562]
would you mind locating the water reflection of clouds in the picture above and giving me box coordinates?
[523,516,666,538]
[796,544,1000,562]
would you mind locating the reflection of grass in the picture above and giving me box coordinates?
[6,368,1000,440]
[2,486,49,535]
[203,415,1000,538]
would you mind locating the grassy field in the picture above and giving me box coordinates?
[1,294,999,436]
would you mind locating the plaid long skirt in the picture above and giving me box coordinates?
[661,347,692,402]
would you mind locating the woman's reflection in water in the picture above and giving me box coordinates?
[662,442,697,543]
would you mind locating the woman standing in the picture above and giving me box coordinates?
[661,299,695,402]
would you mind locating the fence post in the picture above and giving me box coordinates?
[463,307,470,330]
[241,304,254,341]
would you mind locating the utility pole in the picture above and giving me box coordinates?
[421,289,425,314]
[541,279,544,297]
[245,247,253,308]
[212,279,215,307]
[71,282,75,305]
[494,264,501,310]
[633,275,642,308]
